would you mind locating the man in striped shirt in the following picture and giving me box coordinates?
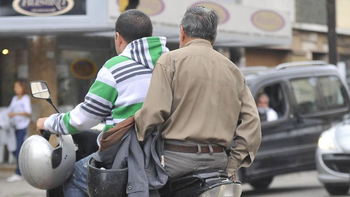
[36,9,168,196]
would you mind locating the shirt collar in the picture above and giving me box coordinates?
[184,39,213,48]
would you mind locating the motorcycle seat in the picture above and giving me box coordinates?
[159,169,242,197]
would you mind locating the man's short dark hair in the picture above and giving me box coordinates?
[181,6,219,42]
[115,9,153,43]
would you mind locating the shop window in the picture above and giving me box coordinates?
[256,83,287,122]
[0,49,28,106]
[291,77,324,115]
[57,50,110,110]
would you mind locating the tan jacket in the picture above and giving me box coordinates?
[134,39,261,174]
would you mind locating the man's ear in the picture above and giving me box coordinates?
[116,32,123,47]
[180,25,186,42]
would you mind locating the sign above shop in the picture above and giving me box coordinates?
[70,59,97,80]
[0,0,85,17]
[251,10,285,32]
[12,0,74,16]
[108,0,292,47]
[0,1,106,35]
[118,0,164,16]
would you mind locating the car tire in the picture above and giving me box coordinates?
[324,184,349,195]
[249,176,274,190]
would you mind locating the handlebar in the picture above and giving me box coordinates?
[40,130,51,141]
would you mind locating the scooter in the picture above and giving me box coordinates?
[26,80,242,197]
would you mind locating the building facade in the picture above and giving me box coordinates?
[0,0,349,135]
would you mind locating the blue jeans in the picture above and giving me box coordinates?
[15,128,26,175]
[63,155,91,197]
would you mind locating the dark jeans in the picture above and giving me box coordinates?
[63,155,91,197]
[14,128,26,175]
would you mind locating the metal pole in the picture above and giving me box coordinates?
[327,0,338,65]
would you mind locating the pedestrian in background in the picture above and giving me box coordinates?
[6,80,32,182]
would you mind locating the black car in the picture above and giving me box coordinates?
[238,61,350,190]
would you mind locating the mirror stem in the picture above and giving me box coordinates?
[46,98,60,113]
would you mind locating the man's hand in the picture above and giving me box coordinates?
[228,173,236,181]
[36,117,48,135]
[228,171,237,181]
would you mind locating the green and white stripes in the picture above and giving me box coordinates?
[44,37,168,135]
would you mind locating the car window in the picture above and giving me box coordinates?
[319,76,347,110]
[256,83,287,122]
[291,77,324,115]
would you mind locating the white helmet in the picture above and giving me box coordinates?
[19,134,76,190]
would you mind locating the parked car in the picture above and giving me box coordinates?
[316,116,350,195]
[237,61,350,190]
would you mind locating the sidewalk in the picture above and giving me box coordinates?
[0,163,46,197]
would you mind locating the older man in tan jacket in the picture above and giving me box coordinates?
[135,6,261,179]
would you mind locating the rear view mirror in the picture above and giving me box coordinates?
[30,81,51,100]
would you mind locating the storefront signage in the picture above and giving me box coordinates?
[108,0,292,46]
[70,59,97,80]
[191,1,229,24]
[118,0,165,16]
[251,10,285,32]
[137,0,164,16]
[12,0,75,16]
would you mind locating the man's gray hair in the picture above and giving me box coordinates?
[181,6,219,42]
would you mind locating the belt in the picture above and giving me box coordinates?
[164,143,225,154]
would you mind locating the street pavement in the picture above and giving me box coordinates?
[242,170,349,197]
[0,163,348,197]
[0,164,45,197]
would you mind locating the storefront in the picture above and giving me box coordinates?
[0,0,292,134]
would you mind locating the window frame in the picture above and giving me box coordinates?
[289,75,350,118]
[253,80,290,125]
[318,76,348,110]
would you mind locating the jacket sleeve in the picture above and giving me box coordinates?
[226,81,262,175]
[134,60,173,141]
[44,67,117,135]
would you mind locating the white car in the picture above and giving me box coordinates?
[316,118,350,195]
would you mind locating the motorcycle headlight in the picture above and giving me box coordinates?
[318,136,337,150]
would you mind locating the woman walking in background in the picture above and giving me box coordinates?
[6,80,31,182]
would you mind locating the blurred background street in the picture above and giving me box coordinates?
[1,164,348,197]
[0,164,45,197]
[1,0,350,196]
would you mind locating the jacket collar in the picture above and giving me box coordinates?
[120,36,168,70]
[184,39,213,48]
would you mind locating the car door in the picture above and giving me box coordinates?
[244,80,301,180]
[289,75,350,170]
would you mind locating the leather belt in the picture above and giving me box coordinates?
[164,143,225,153]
